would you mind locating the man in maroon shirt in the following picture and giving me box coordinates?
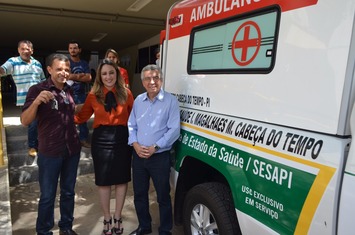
[21,54,81,235]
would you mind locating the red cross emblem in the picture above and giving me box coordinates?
[232,21,261,66]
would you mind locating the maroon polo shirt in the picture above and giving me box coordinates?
[22,78,81,157]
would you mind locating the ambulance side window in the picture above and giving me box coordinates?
[187,7,280,74]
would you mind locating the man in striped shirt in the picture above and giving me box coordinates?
[0,40,46,157]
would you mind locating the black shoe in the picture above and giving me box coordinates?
[129,227,152,235]
[59,229,78,235]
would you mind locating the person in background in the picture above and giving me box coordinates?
[128,64,180,235]
[75,59,134,235]
[105,48,130,89]
[21,54,81,235]
[154,48,160,66]
[0,40,46,157]
[67,40,92,148]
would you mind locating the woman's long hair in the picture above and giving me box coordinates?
[105,48,120,65]
[91,59,127,105]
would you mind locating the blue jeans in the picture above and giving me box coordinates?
[73,93,88,141]
[36,151,80,235]
[28,119,38,148]
[132,150,173,235]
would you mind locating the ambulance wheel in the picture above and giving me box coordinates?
[183,182,241,235]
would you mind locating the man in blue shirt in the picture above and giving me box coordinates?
[0,40,46,157]
[67,40,92,148]
[128,64,180,235]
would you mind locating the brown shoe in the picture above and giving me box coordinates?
[80,141,91,148]
[28,148,37,158]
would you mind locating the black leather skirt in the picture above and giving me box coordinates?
[91,125,132,186]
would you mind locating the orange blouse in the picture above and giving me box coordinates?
[75,87,134,129]
[119,67,129,86]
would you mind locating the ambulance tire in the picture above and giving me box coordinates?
[183,182,241,235]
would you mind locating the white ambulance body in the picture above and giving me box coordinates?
[161,0,355,234]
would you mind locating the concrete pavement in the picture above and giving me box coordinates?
[10,173,183,235]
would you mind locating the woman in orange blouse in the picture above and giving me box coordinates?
[75,59,133,235]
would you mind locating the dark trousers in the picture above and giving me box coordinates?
[36,152,80,235]
[132,150,173,235]
[28,119,38,148]
[73,92,88,141]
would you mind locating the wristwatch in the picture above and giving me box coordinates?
[153,144,160,152]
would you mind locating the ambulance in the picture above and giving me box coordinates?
[160,0,355,234]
